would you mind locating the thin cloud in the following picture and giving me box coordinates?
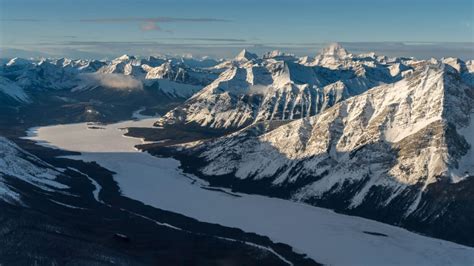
[79,73,143,90]
[6,41,473,61]
[162,37,247,42]
[0,18,45,22]
[141,21,161,31]
[40,35,77,39]
[1,16,230,33]
[79,16,230,32]
[79,17,231,23]
[33,40,250,47]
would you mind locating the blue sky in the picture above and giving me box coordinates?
[0,0,473,59]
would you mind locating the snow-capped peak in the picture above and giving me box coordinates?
[6,57,32,67]
[441,57,468,73]
[313,43,352,68]
[234,49,258,61]
[264,50,284,58]
[319,42,350,57]
[114,54,136,62]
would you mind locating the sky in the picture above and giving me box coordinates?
[0,0,473,59]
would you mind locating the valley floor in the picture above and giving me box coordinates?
[24,117,474,265]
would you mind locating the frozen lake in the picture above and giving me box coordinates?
[26,118,474,266]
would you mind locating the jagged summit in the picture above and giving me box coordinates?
[313,43,352,67]
[319,42,350,57]
[262,50,296,61]
[6,57,31,67]
[442,57,468,73]
[234,49,258,61]
[156,49,403,130]
[114,54,137,62]
[263,50,285,58]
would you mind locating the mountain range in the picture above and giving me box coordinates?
[1,43,474,258]
[133,44,474,246]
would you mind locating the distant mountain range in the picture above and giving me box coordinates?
[0,54,223,125]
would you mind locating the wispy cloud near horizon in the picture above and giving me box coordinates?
[140,21,170,32]
[79,16,231,32]
[79,17,231,23]
[1,16,231,33]
[2,41,473,61]
[0,18,46,22]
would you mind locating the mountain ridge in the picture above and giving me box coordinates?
[156,44,409,131]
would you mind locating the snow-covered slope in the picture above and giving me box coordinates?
[144,78,203,98]
[74,59,211,99]
[157,44,407,130]
[94,54,218,88]
[195,62,472,184]
[97,55,146,77]
[143,61,218,86]
[13,59,80,90]
[263,50,296,61]
[165,61,474,245]
[0,76,30,103]
[0,137,67,204]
